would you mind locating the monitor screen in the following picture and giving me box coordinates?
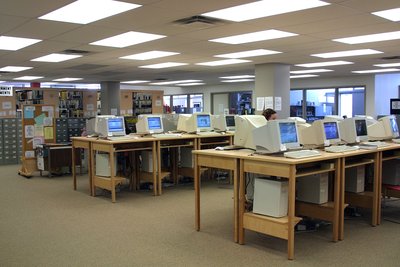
[148,117,162,130]
[279,122,298,144]
[108,118,124,132]
[390,117,399,134]
[355,119,367,136]
[324,122,339,140]
[197,114,211,128]
[225,116,235,127]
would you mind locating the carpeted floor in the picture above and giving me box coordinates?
[1,164,399,266]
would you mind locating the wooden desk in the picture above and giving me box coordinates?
[71,137,94,196]
[238,151,341,260]
[90,137,156,202]
[193,149,249,243]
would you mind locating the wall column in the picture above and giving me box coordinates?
[254,63,290,118]
[100,81,120,115]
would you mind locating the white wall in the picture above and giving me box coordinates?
[374,73,400,116]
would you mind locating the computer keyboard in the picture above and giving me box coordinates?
[361,141,389,147]
[152,133,182,138]
[325,145,359,153]
[196,132,221,136]
[392,138,400,144]
[283,149,321,159]
[108,135,137,141]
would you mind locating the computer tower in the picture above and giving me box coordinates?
[95,153,117,177]
[382,159,400,185]
[296,173,328,204]
[345,166,365,193]
[180,147,193,168]
[141,151,158,172]
[253,177,288,217]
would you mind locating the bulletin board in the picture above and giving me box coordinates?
[18,104,55,177]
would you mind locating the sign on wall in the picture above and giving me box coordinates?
[0,86,13,96]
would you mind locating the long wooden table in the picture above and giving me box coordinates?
[193,143,400,260]
[71,133,234,201]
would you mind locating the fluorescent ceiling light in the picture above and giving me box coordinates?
[202,0,329,22]
[372,7,400,22]
[0,36,41,51]
[138,62,188,69]
[296,61,353,68]
[90,31,165,48]
[312,49,383,58]
[210,29,297,44]
[352,68,400,74]
[31,53,82,62]
[290,74,319,79]
[220,75,255,79]
[39,0,141,24]
[13,76,43,80]
[333,31,400,44]
[120,51,179,60]
[177,83,205,86]
[196,59,250,66]
[374,63,400,67]
[216,49,281,59]
[290,69,332,74]
[121,80,150,84]
[53,77,83,82]
[221,79,254,83]
[150,80,202,85]
[0,66,33,72]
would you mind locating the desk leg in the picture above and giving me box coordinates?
[195,154,200,231]
[376,152,382,225]
[152,142,158,196]
[339,157,345,240]
[372,152,380,226]
[287,165,296,260]
[88,145,93,196]
[171,148,178,184]
[238,159,245,244]
[91,148,96,197]
[72,144,77,190]
[157,141,162,196]
[333,158,341,242]
[232,158,239,243]
[110,151,116,203]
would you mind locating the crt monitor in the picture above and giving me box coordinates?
[299,119,341,146]
[177,113,212,133]
[233,115,267,149]
[162,114,179,132]
[339,117,368,143]
[253,120,301,153]
[212,114,236,131]
[136,114,164,134]
[96,116,126,137]
[367,115,399,140]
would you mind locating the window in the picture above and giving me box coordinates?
[290,86,365,121]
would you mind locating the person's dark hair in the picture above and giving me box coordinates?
[262,108,277,121]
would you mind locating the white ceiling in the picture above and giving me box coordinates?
[0,0,400,86]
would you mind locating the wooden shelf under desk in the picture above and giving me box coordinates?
[296,201,348,222]
[344,191,374,209]
[296,166,335,177]
[344,158,375,168]
[381,155,400,161]
[93,175,125,190]
[243,212,302,240]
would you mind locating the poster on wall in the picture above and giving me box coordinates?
[391,98,400,114]
[274,97,282,111]
[2,101,12,109]
[264,97,273,109]
[256,97,265,111]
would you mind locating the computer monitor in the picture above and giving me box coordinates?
[96,116,126,137]
[177,113,212,133]
[367,115,399,140]
[212,114,236,131]
[299,119,341,146]
[324,115,344,121]
[86,115,116,136]
[233,115,267,149]
[136,114,164,134]
[338,117,368,143]
[162,113,179,132]
[253,120,301,153]
[355,115,377,126]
